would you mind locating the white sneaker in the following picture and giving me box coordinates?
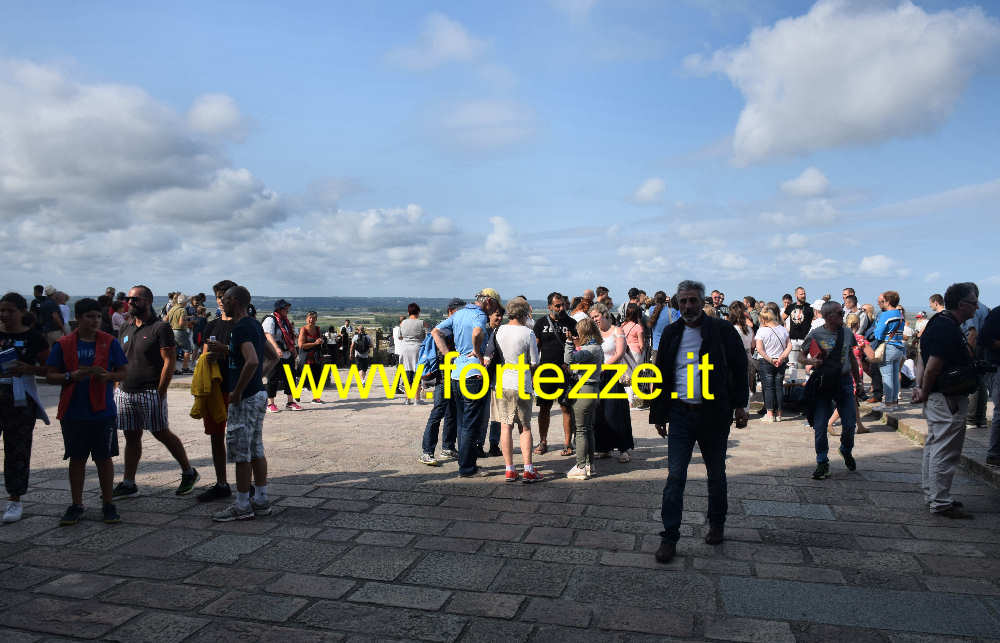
[618,451,631,463]
[3,501,23,523]
[566,465,590,480]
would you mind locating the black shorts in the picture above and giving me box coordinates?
[535,374,568,408]
[61,418,119,461]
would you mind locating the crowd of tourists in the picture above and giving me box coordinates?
[1,278,997,562]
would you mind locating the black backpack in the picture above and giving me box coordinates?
[355,333,371,354]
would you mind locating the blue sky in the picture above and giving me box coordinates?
[2,0,998,310]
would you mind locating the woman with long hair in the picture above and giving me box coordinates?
[590,302,635,463]
[621,302,646,409]
[873,290,905,410]
[0,292,50,523]
[297,311,325,404]
[728,301,755,415]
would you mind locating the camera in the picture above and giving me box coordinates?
[973,360,998,375]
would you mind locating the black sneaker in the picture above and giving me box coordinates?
[59,504,85,526]
[839,447,856,472]
[102,503,121,524]
[197,483,232,503]
[487,445,503,457]
[112,481,139,499]
[176,468,200,495]
[812,461,831,480]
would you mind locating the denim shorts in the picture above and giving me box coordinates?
[173,328,194,352]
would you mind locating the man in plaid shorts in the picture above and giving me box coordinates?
[113,285,199,498]
[213,286,278,522]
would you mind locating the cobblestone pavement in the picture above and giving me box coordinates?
[1,378,999,642]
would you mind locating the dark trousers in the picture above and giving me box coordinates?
[0,400,36,498]
[422,378,457,454]
[660,403,730,544]
[455,377,487,475]
[758,360,786,411]
[968,377,988,425]
[869,363,883,400]
[267,356,298,399]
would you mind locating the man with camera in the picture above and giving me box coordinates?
[912,282,987,519]
[650,280,748,564]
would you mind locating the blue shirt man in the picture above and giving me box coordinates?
[431,290,499,477]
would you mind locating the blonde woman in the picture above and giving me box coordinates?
[590,302,634,463]
[490,298,542,482]
[754,309,791,422]
[564,317,603,479]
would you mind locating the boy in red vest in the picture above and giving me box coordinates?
[46,298,128,525]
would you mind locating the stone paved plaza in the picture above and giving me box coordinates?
[1,376,999,642]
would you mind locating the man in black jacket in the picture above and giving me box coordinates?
[650,280,749,563]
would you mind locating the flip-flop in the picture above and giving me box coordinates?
[533,441,547,455]
[559,448,575,457]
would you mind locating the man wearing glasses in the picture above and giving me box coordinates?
[533,292,576,457]
[912,282,979,519]
[113,285,199,498]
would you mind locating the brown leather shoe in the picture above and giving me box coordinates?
[655,541,677,563]
[704,525,725,545]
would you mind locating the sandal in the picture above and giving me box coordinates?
[534,441,547,456]
[559,448,575,457]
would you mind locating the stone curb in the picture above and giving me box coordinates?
[862,402,1000,489]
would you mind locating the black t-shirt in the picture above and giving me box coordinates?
[920,312,971,390]
[225,317,265,396]
[204,318,236,348]
[977,305,1000,365]
[0,329,48,366]
[536,313,577,365]
[119,319,176,392]
[785,302,814,340]
[29,297,45,328]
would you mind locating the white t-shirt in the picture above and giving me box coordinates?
[392,326,402,354]
[490,325,540,392]
[674,325,702,404]
[571,311,588,322]
[262,315,291,359]
[755,325,789,359]
[901,358,915,380]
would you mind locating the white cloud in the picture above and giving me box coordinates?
[800,258,842,280]
[924,271,941,283]
[478,63,518,91]
[859,254,909,279]
[781,167,829,197]
[632,177,666,204]
[685,0,1000,164]
[760,198,837,226]
[769,233,809,249]
[387,13,486,71]
[439,99,536,151]
[186,93,248,141]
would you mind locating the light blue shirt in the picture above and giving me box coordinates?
[649,306,680,350]
[873,309,904,348]
[435,304,489,380]
[961,302,990,337]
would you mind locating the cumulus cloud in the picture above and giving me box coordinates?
[187,93,248,141]
[800,258,842,280]
[769,232,809,249]
[550,0,598,21]
[760,198,837,226]
[387,13,486,71]
[685,0,1000,164]
[859,254,909,278]
[781,167,829,197]
[924,271,941,283]
[632,177,666,204]
[439,99,536,151]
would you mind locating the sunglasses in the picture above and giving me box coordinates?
[125,296,147,303]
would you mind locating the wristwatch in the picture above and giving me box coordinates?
[64,371,72,383]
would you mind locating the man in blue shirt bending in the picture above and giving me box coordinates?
[432,289,501,477]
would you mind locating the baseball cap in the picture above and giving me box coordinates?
[44,285,56,296]
[447,298,466,311]
[273,298,291,311]
[477,288,501,304]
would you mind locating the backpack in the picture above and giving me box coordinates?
[416,334,440,382]
[355,333,371,354]
[261,314,286,350]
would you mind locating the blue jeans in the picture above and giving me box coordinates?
[455,376,488,475]
[660,403,729,544]
[758,360,786,411]
[812,373,857,463]
[879,344,905,403]
[421,378,457,455]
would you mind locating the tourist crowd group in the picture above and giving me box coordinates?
[1,278,997,561]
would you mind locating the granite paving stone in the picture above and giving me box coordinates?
[702,616,796,643]
[524,526,574,546]
[0,596,140,638]
[348,581,452,610]
[0,565,61,590]
[444,520,527,541]
[101,580,223,610]
[489,559,575,597]
[592,605,695,637]
[185,533,272,563]
[519,597,593,626]
[458,618,534,643]
[413,535,483,553]
[323,544,421,581]
[101,557,205,581]
[104,611,209,643]
[719,576,1000,638]
[573,529,636,551]
[296,601,468,642]
[742,500,836,520]
[117,528,212,558]
[32,572,124,599]
[564,566,717,612]
[246,538,348,573]
[265,572,355,599]
[445,590,525,619]
[202,590,309,622]
[184,565,279,587]
[405,551,505,591]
